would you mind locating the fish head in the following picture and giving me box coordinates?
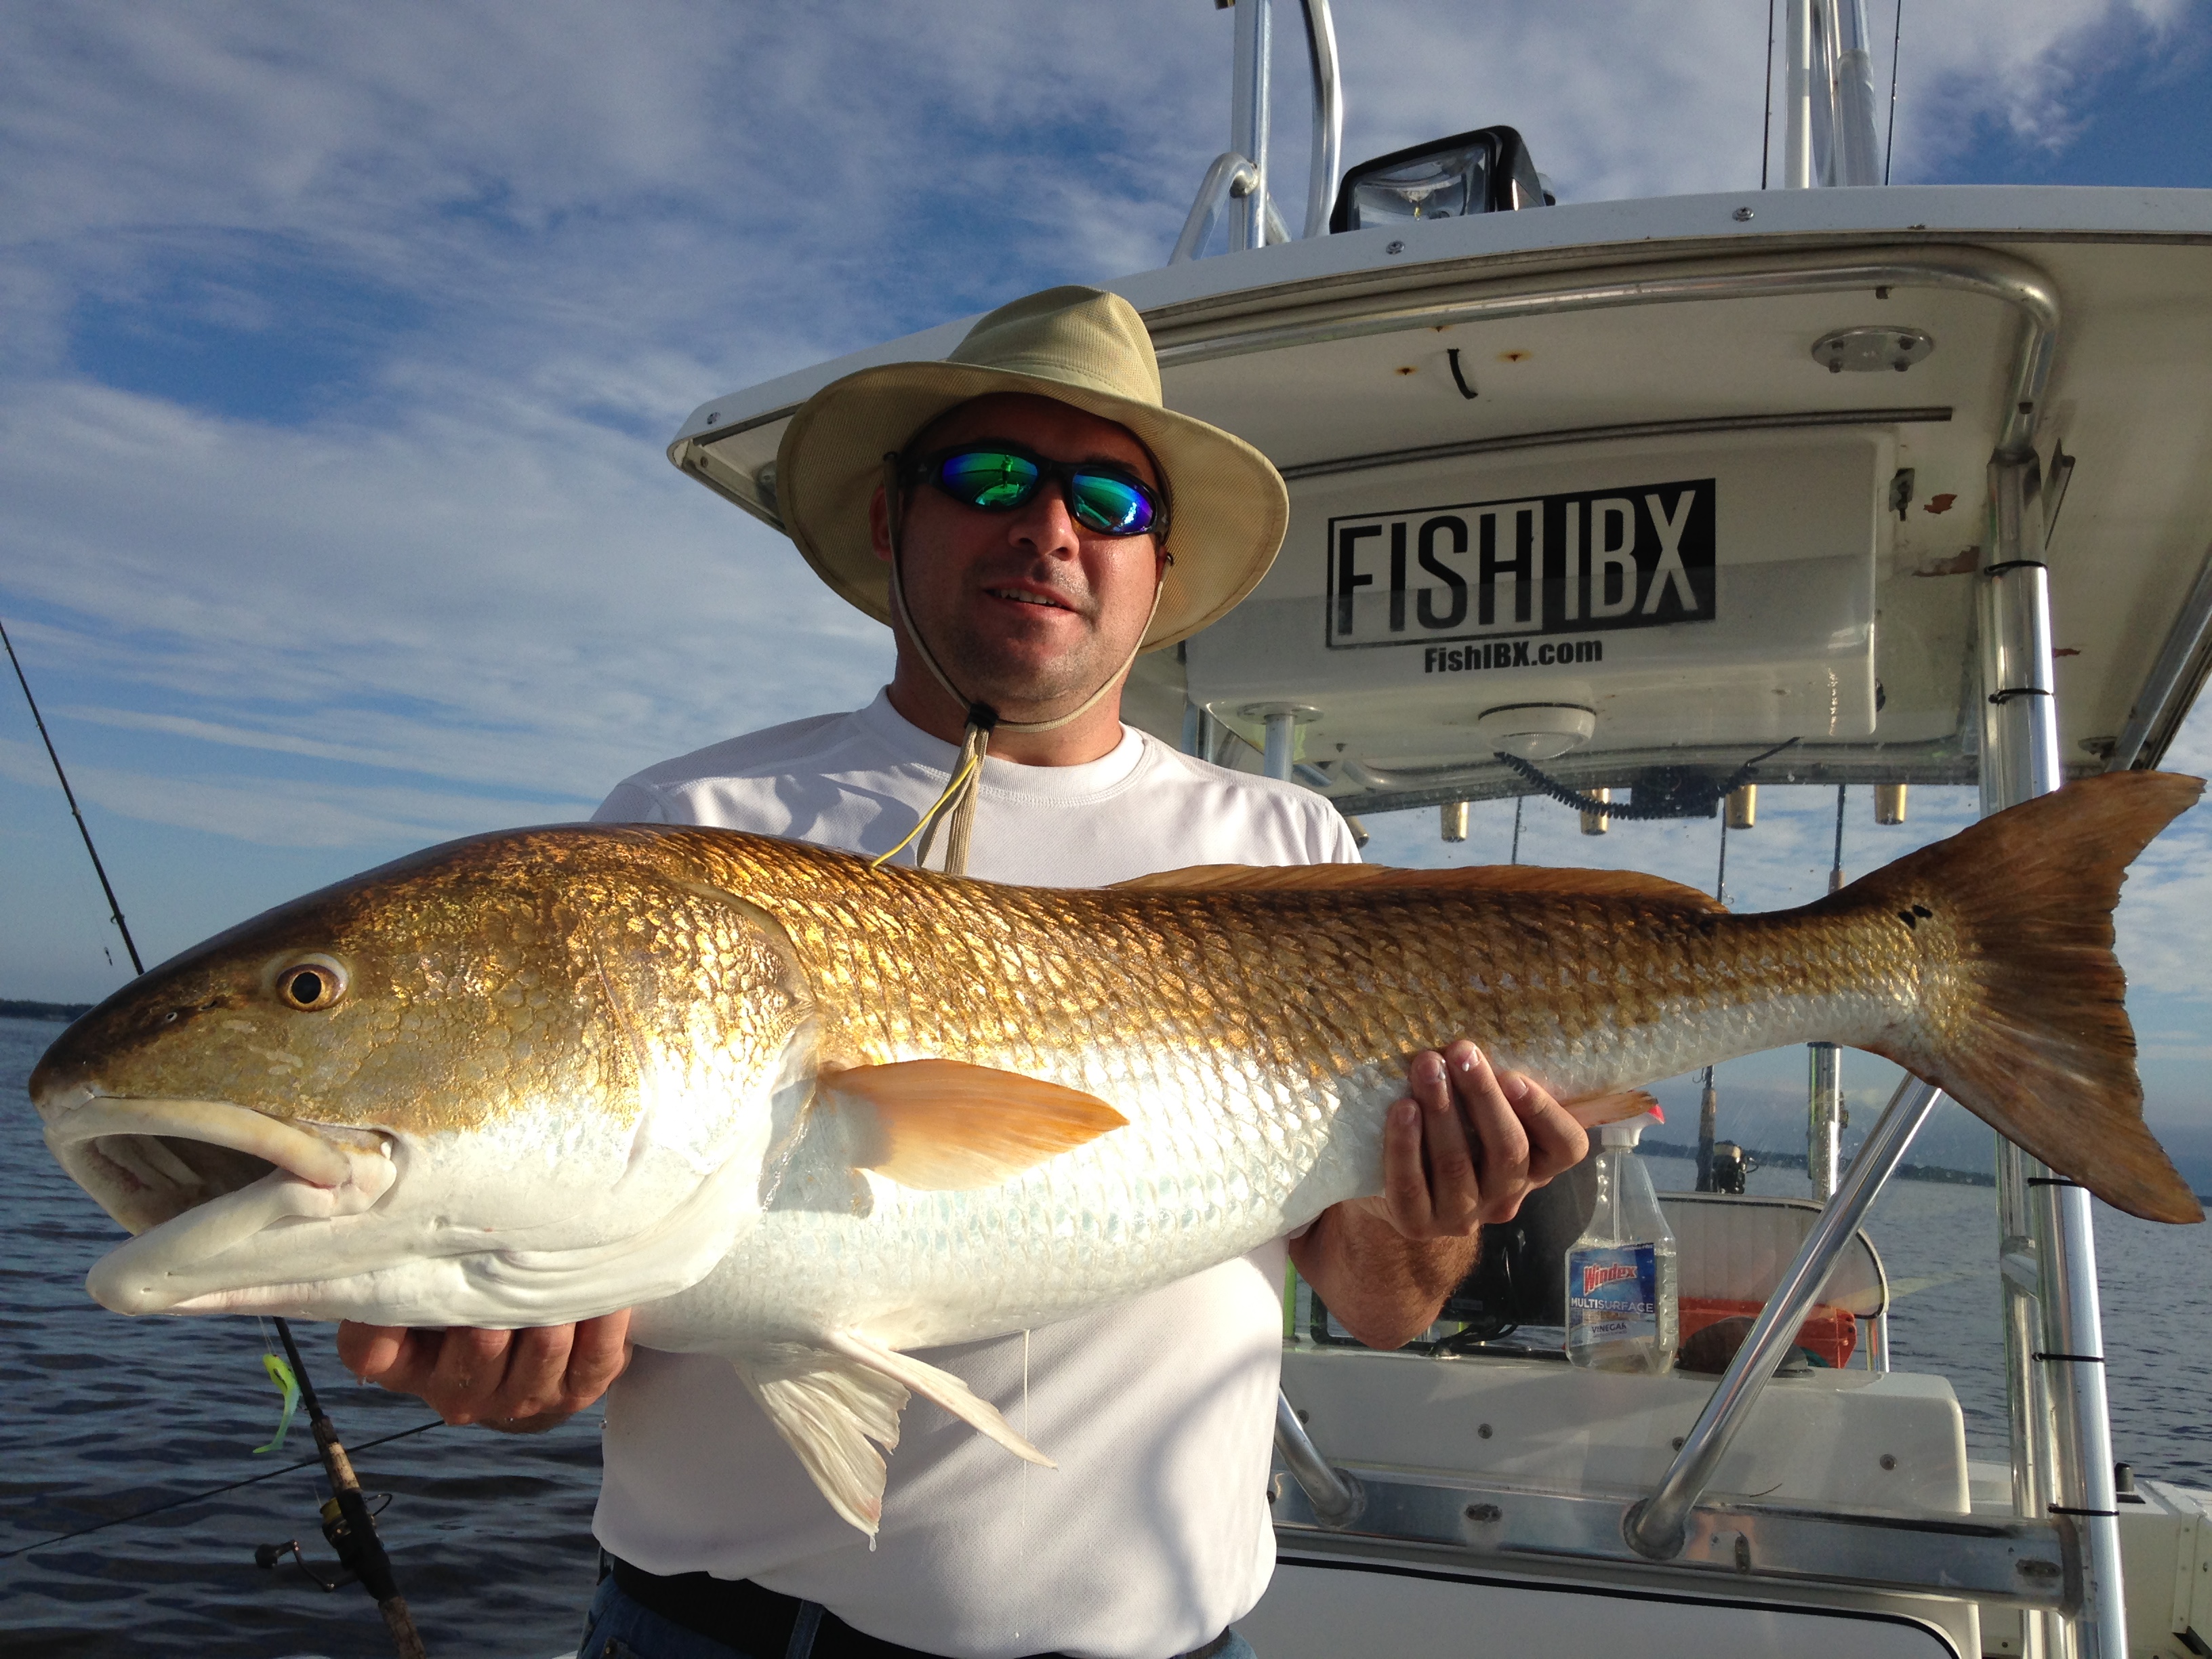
[30,827,815,1325]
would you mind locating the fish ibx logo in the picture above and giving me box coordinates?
[1324,478,1717,651]
[1578,1261,1640,1296]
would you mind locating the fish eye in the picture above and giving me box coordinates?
[273,954,348,1012]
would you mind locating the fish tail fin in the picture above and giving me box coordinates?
[1837,769,2203,1223]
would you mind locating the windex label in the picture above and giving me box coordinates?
[1565,1242,1660,1350]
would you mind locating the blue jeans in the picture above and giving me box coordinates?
[576,1573,1257,1659]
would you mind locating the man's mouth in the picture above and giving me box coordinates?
[985,586,1073,611]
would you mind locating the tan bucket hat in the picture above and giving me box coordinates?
[774,285,1289,653]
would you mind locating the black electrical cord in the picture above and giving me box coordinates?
[1494,736,1800,823]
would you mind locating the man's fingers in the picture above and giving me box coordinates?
[496,1324,578,1422]
[426,1326,520,1425]
[563,1311,635,1410]
[1509,1073,1590,1183]
[337,1321,406,1385]
[1376,1097,1433,1234]
[1446,1042,1531,1223]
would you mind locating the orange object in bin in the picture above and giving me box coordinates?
[1679,1296,1860,1368]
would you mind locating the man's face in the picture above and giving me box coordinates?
[871,392,1166,717]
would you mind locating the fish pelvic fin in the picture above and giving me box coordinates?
[733,1330,1056,1538]
[1838,770,2204,1224]
[732,1343,910,1536]
[823,1059,1127,1190]
[823,1330,1054,1471]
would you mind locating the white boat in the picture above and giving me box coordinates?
[668,3,2212,1654]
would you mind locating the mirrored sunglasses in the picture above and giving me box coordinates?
[912,446,1165,539]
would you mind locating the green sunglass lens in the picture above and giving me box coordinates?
[1069,474,1153,536]
[937,450,1040,508]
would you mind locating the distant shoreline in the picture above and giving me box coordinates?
[0,1000,91,1023]
[1642,1134,1997,1188]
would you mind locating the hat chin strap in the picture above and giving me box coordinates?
[878,453,1165,878]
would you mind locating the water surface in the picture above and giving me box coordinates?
[5,1017,2206,1656]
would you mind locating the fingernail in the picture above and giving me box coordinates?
[1393,1100,1416,1128]
[1414,1052,1444,1084]
[1456,1046,1481,1074]
[1502,1073,1530,1103]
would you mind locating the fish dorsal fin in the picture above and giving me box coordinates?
[821,1059,1128,1191]
[1111,862,1726,912]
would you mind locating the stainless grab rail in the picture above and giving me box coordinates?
[1273,1392,1363,1528]
[1298,0,1343,241]
[1982,504,2129,1659]
[1624,1074,1945,1559]
[1171,152,1262,266]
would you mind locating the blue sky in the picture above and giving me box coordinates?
[4,1,2211,1161]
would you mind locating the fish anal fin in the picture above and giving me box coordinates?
[825,1330,1054,1470]
[732,1343,909,1536]
[1111,862,1726,912]
[1561,1089,1662,1129]
[824,1059,1127,1191]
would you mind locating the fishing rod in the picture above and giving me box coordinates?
[274,1319,429,1656]
[2,612,428,1657]
[1,615,140,976]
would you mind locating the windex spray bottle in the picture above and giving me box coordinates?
[1564,1110,1678,1374]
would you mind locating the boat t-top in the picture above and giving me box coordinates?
[668,4,2212,1654]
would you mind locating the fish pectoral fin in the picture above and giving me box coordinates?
[732,1342,912,1536]
[823,1059,1127,1191]
[825,1330,1054,1471]
[1560,1089,1662,1128]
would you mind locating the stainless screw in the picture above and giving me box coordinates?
[706,411,720,424]
[1386,240,1406,254]
[1732,206,1755,222]
[1465,1502,1502,1523]
[1880,1453,1898,1470]
[1672,1436,1686,1450]
[1477,1423,1494,1439]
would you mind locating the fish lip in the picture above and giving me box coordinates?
[45,1095,361,1191]
[45,1094,395,1257]
[49,1097,401,1315]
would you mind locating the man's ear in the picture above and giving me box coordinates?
[869,484,893,563]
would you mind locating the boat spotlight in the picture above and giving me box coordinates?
[1330,125,1551,233]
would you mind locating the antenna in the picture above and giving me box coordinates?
[1761,0,1778,190]
[1883,0,1904,184]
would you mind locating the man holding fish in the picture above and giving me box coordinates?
[342,287,1592,1658]
[33,285,2198,1655]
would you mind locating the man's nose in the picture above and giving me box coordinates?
[1004,483,1083,556]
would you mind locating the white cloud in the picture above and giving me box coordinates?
[0,0,2206,1032]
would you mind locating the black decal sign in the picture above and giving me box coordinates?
[1325,478,1717,650]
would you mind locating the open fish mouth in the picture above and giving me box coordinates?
[39,1092,397,1314]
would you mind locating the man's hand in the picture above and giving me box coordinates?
[335,1313,634,1433]
[1288,1043,1588,1349]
